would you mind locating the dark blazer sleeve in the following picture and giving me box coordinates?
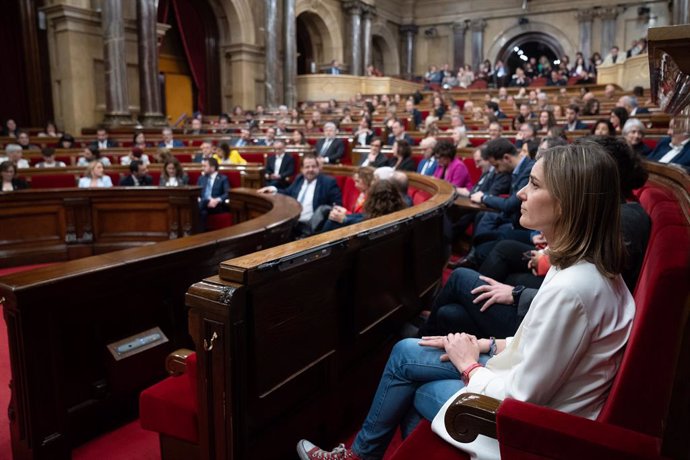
[487,172,512,196]
[119,176,133,186]
[279,175,303,199]
[265,156,276,175]
[142,175,153,186]
[648,138,671,161]
[317,176,342,207]
[483,162,532,213]
[397,157,417,172]
[280,155,295,179]
[373,153,389,168]
[328,139,345,163]
[182,174,189,185]
[214,175,230,202]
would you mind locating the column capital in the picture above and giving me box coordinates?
[576,8,596,22]
[598,6,622,20]
[362,4,377,18]
[452,21,468,34]
[342,0,364,15]
[470,18,487,32]
[399,23,418,35]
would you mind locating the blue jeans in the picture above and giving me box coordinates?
[351,338,490,460]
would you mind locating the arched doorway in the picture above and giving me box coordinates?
[372,36,385,75]
[296,14,315,74]
[158,0,221,114]
[496,32,565,75]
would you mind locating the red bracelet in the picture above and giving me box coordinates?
[461,362,483,385]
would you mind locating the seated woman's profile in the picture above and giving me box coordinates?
[297,143,635,460]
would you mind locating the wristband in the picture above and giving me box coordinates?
[461,362,483,385]
[488,336,497,358]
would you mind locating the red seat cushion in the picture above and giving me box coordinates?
[389,421,468,460]
[30,174,76,189]
[207,213,233,230]
[139,353,198,444]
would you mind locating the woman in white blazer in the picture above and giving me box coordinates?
[297,143,635,460]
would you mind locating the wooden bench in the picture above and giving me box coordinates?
[0,189,301,460]
[139,169,456,460]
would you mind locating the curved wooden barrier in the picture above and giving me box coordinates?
[0,189,301,459]
[0,187,201,267]
[184,170,456,460]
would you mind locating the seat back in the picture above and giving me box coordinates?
[597,183,690,437]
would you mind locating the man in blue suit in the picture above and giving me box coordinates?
[259,153,342,238]
[265,140,295,188]
[197,158,230,231]
[158,128,184,148]
[416,137,438,176]
[452,138,535,268]
[648,123,690,170]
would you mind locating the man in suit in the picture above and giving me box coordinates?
[484,101,507,120]
[359,137,388,167]
[455,138,535,268]
[258,153,342,238]
[230,128,254,147]
[416,137,438,176]
[119,160,153,186]
[158,128,184,148]
[197,157,230,231]
[563,104,588,131]
[405,99,423,130]
[187,118,205,135]
[326,59,341,75]
[265,140,295,188]
[192,140,216,163]
[314,122,345,164]
[648,122,690,170]
[90,127,117,150]
[618,95,649,116]
[257,127,276,147]
[471,138,535,235]
[386,119,413,146]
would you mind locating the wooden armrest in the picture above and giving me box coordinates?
[165,348,194,376]
[444,392,500,443]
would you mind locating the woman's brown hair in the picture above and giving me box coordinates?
[539,143,624,278]
[363,179,405,218]
[356,167,375,189]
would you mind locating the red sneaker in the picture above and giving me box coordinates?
[296,440,361,460]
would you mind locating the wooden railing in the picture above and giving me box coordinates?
[184,169,456,460]
[0,189,301,460]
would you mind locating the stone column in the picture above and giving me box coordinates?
[343,0,363,75]
[362,5,376,71]
[101,0,135,126]
[673,0,690,24]
[284,0,297,108]
[470,19,486,72]
[452,21,468,70]
[599,7,619,57]
[576,9,595,62]
[137,0,167,126]
[265,0,283,107]
[400,24,418,78]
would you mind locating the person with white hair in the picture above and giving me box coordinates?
[618,95,649,116]
[417,137,438,176]
[622,118,652,156]
[314,122,345,164]
[0,144,30,169]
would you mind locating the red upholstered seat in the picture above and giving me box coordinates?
[148,170,161,185]
[219,170,242,188]
[187,170,202,185]
[174,153,193,163]
[643,138,658,150]
[207,213,233,230]
[462,158,481,185]
[30,174,77,189]
[468,138,487,147]
[408,187,432,206]
[140,353,198,444]
[391,180,690,459]
[241,152,267,164]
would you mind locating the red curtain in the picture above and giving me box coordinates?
[158,0,207,112]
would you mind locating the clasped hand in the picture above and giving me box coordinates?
[419,333,484,371]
